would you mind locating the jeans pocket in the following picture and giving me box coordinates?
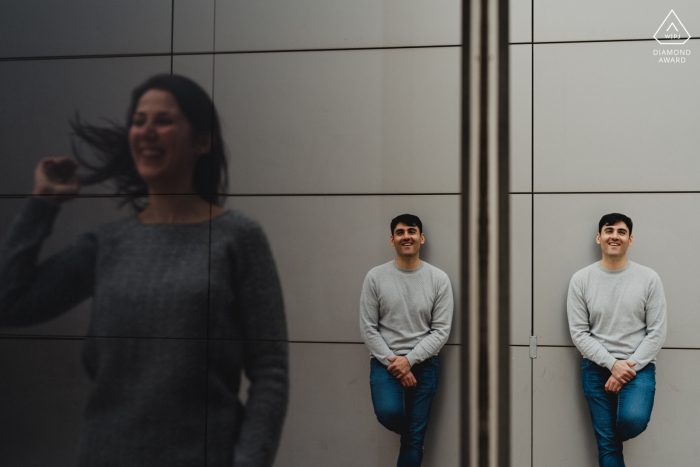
[581,358,593,370]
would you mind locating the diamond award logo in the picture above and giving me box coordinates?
[654,10,690,45]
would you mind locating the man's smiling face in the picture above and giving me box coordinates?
[390,222,425,259]
[596,221,633,260]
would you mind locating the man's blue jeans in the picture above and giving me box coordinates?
[369,356,440,467]
[581,358,656,467]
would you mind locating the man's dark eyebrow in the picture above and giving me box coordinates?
[603,226,627,233]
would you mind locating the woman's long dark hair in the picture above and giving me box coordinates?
[72,74,228,210]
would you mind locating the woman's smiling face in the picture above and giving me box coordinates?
[128,89,209,192]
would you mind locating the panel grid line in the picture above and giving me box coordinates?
[170,0,174,73]
[0,193,463,199]
[514,36,700,46]
[5,192,700,199]
[0,334,463,346]
[515,191,700,195]
[2,36,698,63]
[530,2,535,464]
[203,6,218,459]
[0,44,462,62]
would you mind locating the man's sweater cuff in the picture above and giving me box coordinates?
[405,353,419,367]
[603,355,617,371]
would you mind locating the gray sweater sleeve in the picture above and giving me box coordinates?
[405,275,453,366]
[567,276,617,370]
[232,217,289,467]
[0,197,96,326]
[359,272,397,366]
[629,273,667,370]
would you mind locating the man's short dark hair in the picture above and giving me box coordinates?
[598,213,633,234]
[391,214,422,234]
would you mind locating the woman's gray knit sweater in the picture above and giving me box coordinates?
[0,197,289,467]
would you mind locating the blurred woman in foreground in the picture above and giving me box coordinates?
[0,74,288,466]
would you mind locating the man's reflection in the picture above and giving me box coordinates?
[0,74,288,466]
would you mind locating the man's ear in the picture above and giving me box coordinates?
[596,232,601,245]
[420,233,425,244]
[390,235,395,247]
[628,235,634,247]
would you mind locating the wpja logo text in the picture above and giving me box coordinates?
[653,10,692,64]
[653,48,690,63]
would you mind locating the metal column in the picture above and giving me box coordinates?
[461,0,510,465]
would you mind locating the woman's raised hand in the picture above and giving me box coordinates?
[33,157,80,203]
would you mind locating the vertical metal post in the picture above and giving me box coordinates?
[461,0,509,465]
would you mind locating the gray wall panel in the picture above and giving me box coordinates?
[511,346,532,467]
[215,48,460,194]
[172,54,214,97]
[0,57,171,196]
[535,1,699,42]
[534,193,700,347]
[534,41,700,192]
[533,347,700,466]
[511,195,532,345]
[275,342,459,467]
[173,0,215,53]
[230,195,460,344]
[511,44,532,193]
[0,1,171,58]
[510,0,533,43]
[215,0,460,52]
[532,346,598,466]
[624,349,700,465]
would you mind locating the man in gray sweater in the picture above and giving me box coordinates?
[360,214,453,467]
[567,213,666,467]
